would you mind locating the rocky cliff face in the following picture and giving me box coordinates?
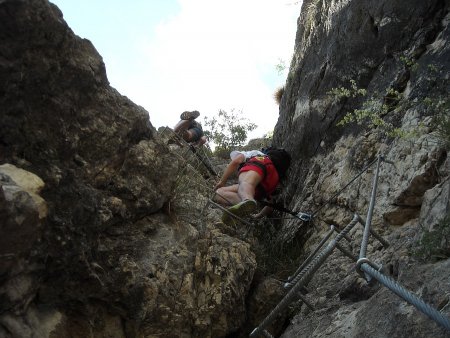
[271,0,450,337]
[0,1,255,337]
[0,0,449,338]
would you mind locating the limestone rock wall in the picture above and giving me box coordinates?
[269,0,450,337]
[0,1,256,337]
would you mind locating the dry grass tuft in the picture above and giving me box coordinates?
[273,86,285,105]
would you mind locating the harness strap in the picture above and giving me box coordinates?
[238,157,269,179]
[238,156,274,199]
[246,160,267,180]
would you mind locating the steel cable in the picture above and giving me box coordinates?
[359,155,382,260]
[250,215,360,337]
[286,225,335,285]
[250,238,335,337]
[361,262,450,331]
[166,132,450,333]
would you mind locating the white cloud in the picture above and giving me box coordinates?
[108,0,301,139]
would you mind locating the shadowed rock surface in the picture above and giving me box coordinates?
[0,1,256,337]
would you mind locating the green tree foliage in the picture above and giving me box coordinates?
[329,80,421,139]
[203,109,257,156]
[329,59,450,143]
[275,58,286,75]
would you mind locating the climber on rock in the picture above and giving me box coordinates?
[213,147,291,225]
[173,110,207,146]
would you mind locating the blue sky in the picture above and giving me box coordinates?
[50,0,302,139]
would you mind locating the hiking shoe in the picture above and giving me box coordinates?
[221,199,257,225]
[228,199,257,216]
[180,110,200,120]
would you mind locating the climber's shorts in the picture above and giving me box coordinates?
[189,127,203,141]
[239,156,279,200]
